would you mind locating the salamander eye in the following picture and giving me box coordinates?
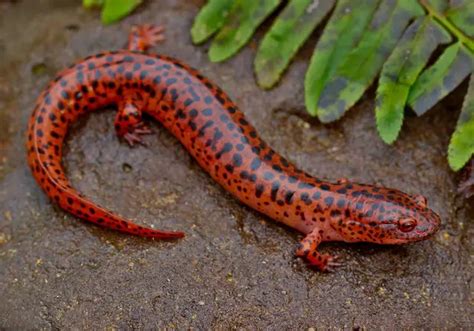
[398,218,417,232]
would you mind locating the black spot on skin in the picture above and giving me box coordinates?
[263,172,274,180]
[240,170,249,179]
[285,191,295,204]
[166,78,177,85]
[232,154,243,167]
[225,164,234,173]
[188,121,197,131]
[264,151,274,161]
[301,192,311,205]
[288,176,298,183]
[239,118,248,126]
[320,184,330,191]
[330,210,341,217]
[272,165,283,173]
[298,182,315,189]
[250,158,261,171]
[255,184,264,198]
[189,109,198,118]
[76,71,84,83]
[312,191,321,199]
[67,197,73,205]
[198,120,214,136]
[227,106,236,113]
[271,182,280,201]
[324,196,334,206]
[216,143,232,159]
[216,94,225,104]
[60,91,69,99]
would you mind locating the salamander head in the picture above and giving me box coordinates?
[330,186,441,245]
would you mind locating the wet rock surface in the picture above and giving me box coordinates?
[0,0,472,329]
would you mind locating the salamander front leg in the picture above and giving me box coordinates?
[114,100,152,147]
[127,24,165,52]
[295,229,342,272]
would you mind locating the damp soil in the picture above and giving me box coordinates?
[0,0,472,329]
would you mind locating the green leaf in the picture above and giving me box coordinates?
[446,0,474,38]
[101,0,142,25]
[448,74,474,171]
[316,0,425,123]
[424,0,449,12]
[83,0,104,8]
[208,0,281,63]
[191,0,234,44]
[254,0,335,89]
[408,42,473,115]
[304,0,379,116]
[376,17,451,144]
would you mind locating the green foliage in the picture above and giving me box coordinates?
[408,42,472,115]
[376,17,451,143]
[191,0,234,44]
[305,0,378,116]
[83,0,104,8]
[448,75,474,171]
[445,0,474,38]
[208,0,281,63]
[317,0,425,123]
[82,0,142,24]
[192,0,474,171]
[254,0,335,89]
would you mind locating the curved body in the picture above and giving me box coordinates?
[27,26,440,271]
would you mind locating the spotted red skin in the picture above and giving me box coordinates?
[27,27,441,271]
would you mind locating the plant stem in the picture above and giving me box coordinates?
[419,0,474,53]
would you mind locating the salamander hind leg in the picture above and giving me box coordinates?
[127,24,165,52]
[296,229,343,272]
[114,98,153,146]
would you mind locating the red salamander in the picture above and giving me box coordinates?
[27,25,441,271]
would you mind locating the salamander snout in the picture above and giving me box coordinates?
[330,188,441,245]
[379,197,441,244]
